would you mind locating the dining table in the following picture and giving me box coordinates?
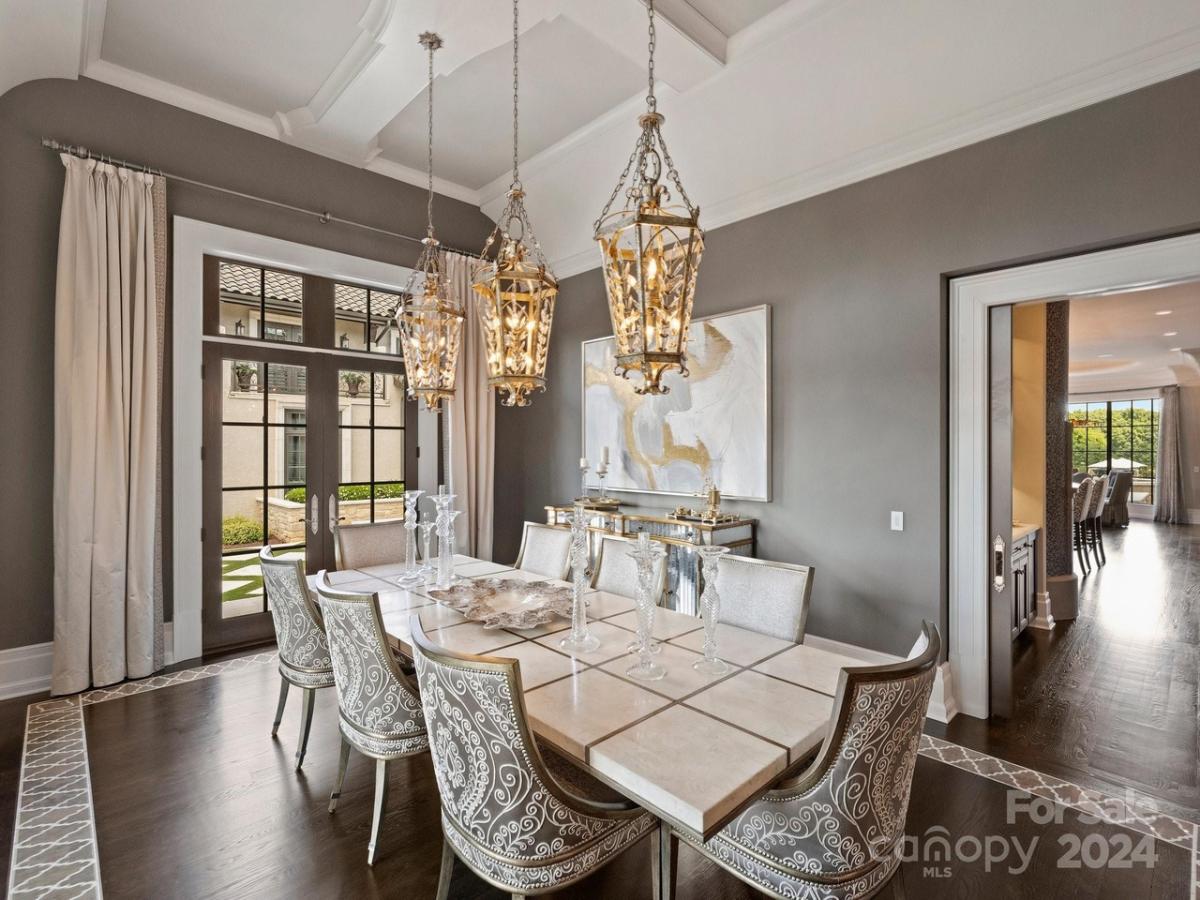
[310,554,863,842]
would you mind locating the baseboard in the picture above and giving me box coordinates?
[0,642,52,701]
[802,634,958,723]
[0,621,177,701]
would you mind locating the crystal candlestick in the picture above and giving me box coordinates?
[433,492,459,589]
[394,489,425,587]
[626,533,667,681]
[419,519,437,578]
[559,504,600,654]
[693,545,732,675]
[579,461,590,501]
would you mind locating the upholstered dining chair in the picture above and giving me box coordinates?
[334,519,407,570]
[1072,477,1097,574]
[590,534,667,601]
[660,622,940,900]
[410,621,659,899]
[513,521,573,580]
[259,546,335,771]
[314,572,429,866]
[1085,473,1109,566]
[1103,471,1132,528]
[715,555,815,643]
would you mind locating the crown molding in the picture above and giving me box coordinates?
[78,0,106,71]
[83,59,280,138]
[545,25,1200,278]
[365,156,481,206]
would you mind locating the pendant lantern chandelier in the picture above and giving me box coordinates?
[398,32,464,412]
[471,0,559,407]
[593,0,703,396]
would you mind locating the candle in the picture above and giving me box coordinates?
[601,445,610,465]
[438,483,446,495]
[580,457,589,469]
[638,531,650,549]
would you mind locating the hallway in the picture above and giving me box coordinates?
[940,521,1200,821]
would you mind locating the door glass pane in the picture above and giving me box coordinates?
[218,262,262,338]
[339,369,372,413]
[370,290,402,354]
[263,269,304,343]
[222,359,264,421]
[222,425,262,489]
[372,482,406,523]
[375,429,404,483]
[266,363,307,409]
[221,489,265,619]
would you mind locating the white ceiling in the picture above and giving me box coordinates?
[1068,281,1200,394]
[5,0,1200,275]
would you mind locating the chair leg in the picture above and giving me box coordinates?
[271,677,290,737]
[1088,520,1102,567]
[1075,524,1088,573]
[434,837,455,900]
[367,759,390,866]
[294,688,316,771]
[328,737,352,813]
[1095,518,1107,564]
[652,821,678,900]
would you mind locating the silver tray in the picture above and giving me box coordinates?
[427,577,574,630]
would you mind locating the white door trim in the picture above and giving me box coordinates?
[171,217,413,663]
[949,231,1200,718]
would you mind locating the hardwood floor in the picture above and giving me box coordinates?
[73,657,1191,898]
[938,520,1200,822]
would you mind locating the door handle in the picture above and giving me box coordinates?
[328,494,338,532]
[309,494,319,535]
[992,534,1006,592]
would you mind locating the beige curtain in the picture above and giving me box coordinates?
[52,155,165,694]
[444,251,495,559]
[1154,385,1184,524]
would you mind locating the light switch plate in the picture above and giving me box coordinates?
[890,511,904,531]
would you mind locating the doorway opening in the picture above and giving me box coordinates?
[947,233,1200,816]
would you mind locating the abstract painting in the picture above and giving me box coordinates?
[582,305,770,501]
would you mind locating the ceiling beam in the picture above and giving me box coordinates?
[643,0,727,63]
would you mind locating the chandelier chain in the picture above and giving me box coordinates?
[425,36,435,237]
[512,0,520,186]
[646,0,657,112]
[653,125,695,213]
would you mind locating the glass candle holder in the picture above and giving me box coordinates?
[394,489,425,587]
[419,520,437,577]
[626,533,667,681]
[693,545,732,675]
[433,493,459,589]
[559,503,600,654]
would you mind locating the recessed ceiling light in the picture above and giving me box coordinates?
[1169,347,1182,352]
[1097,353,1113,358]
[1164,331,1178,337]
[1155,309,1172,316]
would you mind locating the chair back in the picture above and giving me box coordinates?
[590,534,666,601]
[1072,477,1095,523]
[514,522,573,580]
[411,621,641,876]
[335,520,407,570]
[715,555,815,643]
[1089,474,1108,518]
[315,573,425,751]
[722,623,940,879]
[259,547,331,680]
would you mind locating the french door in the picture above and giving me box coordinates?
[200,256,415,651]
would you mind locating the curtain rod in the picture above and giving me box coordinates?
[40,137,480,259]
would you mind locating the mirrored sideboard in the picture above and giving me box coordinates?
[544,505,756,616]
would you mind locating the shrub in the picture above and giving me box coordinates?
[282,483,405,504]
[222,515,263,546]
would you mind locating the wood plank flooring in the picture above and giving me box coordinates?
[937,521,1200,823]
[74,656,1191,898]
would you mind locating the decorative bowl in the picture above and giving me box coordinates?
[427,577,574,630]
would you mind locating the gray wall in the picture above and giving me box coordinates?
[0,77,495,651]
[493,70,1200,656]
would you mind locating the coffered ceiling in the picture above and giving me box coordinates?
[5,0,1200,276]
